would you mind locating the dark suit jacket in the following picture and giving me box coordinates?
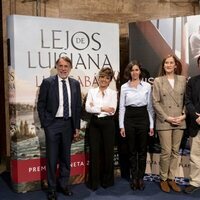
[37,75,82,132]
[185,75,200,137]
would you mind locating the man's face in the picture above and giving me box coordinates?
[56,58,72,79]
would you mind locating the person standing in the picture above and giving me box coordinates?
[37,56,82,200]
[119,60,154,191]
[85,67,117,191]
[184,56,200,194]
[152,54,186,193]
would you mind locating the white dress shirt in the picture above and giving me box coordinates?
[85,87,117,118]
[119,80,154,129]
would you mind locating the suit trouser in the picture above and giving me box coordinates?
[158,129,183,181]
[124,106,149,180]
[44,118,72,191]
[189,131,200,187]
[88,116,115,188]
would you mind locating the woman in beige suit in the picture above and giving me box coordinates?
[152,55,186,193]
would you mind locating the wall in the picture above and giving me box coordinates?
[1,0,200,158]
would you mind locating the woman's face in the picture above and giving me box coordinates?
[130,65,141,80]
[98,75,111,88]
[163,56,176,74]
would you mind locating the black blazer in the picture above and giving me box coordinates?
[185,75,200,137]
[37,75,82,131]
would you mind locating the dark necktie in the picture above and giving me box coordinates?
[61,80,69,120]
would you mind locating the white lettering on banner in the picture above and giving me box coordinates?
[28,165,46,173]
[70,161,85,168]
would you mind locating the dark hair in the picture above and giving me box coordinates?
[159,54,182,76]
[123,60,142,80]
[197,56,200,66]
[99,67,114,81]
[55,56,72,68]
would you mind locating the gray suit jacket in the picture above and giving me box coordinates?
[152,75,186,130]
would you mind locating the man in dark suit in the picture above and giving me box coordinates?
[184,56,200,194]
[37,56,82,200]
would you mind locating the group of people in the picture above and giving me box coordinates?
[37,55,200,200]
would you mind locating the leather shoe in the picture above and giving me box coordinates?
[138,179,145,190]
[160,180,170,193]
[167,179,181,192]
[184,185,200,194]
[59,186,73,196]
[47,190,57,200]
[130,179,138,190]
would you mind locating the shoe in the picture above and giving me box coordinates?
[184,185,200,194]
[168,180,181,192]
[86,182,98,191]
[47,190,57,200]
[101,183,114,189]
[160,180,170,193]
[59,186,73,196]
[130,179,138,190]
[138,179,145,190]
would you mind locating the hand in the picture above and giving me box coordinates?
[166,116,182,126]
[166,116,177,124]
[174,115,186,124]
[195,113,200,125]
[101,106,115,114]
[149,128,154,136]
[74,129,80,138]
[120,128,126,137]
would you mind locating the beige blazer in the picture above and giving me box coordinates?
[152,75,186,130]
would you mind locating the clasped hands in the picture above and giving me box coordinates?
[166,115,185,126]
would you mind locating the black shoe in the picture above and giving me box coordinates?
[184,185,200,194]
[86,183,98,191]
[130,179,138,190]
[101,183,114,189]
[138,179,145,190]
[47,190,57,200]
[59,186,73,196]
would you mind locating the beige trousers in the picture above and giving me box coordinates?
[158,129,183,181]
[189,131,200,187]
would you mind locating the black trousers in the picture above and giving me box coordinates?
[88,115,115,189]
[124,106,150,180]
[44,118,73,191]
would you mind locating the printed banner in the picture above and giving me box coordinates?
[8,15,119,192]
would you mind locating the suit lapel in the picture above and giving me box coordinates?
[162,75,179,105]
[69,77,74,106]
[54,75,59,103]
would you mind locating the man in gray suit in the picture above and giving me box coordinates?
[37,56,82,200]
[184,56,200,194]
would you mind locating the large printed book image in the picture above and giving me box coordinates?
[7,15,119,193]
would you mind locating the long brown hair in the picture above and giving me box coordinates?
[159,54,182,76]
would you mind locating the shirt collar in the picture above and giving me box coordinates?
[128,80,143,86]
[58,75,69,83]
[97,87,109,95]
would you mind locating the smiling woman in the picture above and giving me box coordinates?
[85,67,117,191]
[152,54,186,193]
[119,60,154,191]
